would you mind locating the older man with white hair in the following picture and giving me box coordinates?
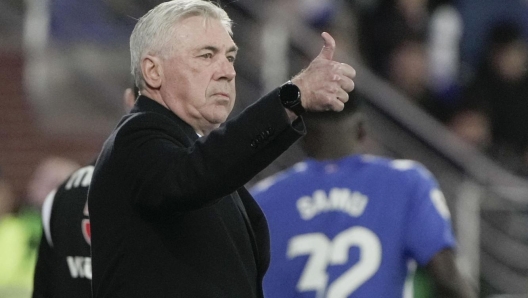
[87,1,356,297]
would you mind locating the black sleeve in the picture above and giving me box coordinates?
[122,88,306,212]
[32,232,54,298]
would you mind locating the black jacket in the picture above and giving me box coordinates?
[88,89,305,298]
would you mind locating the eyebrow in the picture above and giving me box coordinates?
[201,45,239,54]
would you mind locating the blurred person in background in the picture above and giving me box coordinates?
[357,0,463,108]
[358,0,431,77]
[32,88,137,298]
[0,158,78,298]
[456,0,528,73]
[447,107,492,151]
[251,92,476,298]
[458,20,528,175]
[387,36,453,122]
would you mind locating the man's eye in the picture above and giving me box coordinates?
[201,53,213,59]
[227,56,236,63]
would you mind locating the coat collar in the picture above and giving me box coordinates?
[131,95,200,143]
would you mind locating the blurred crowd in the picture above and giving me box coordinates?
[0,0,528,297]
[298,0,528,176]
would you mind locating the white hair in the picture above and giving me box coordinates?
[130,0,233,90]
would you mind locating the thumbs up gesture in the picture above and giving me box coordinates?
[291,32,356,112]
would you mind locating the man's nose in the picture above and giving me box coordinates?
[214,58,236,81]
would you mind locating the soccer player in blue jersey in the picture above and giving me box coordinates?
[251,93,476,298]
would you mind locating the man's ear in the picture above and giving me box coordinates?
[141,55,163,89]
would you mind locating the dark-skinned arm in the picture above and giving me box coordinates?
[425,249,477,298]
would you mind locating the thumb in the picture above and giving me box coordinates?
[318,32,336,60]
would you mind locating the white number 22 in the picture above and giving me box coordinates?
[287,226,382,298]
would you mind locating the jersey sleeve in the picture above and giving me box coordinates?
[403,167,456,266]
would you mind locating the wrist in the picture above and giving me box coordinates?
[279,81,305,116]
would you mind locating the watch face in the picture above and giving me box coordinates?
[280,82,305,115]
[281,83,300,104]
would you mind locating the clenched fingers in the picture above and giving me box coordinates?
[336,64,356,93]
[336,89,349,104]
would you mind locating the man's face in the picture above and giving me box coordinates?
[160,16,237,133]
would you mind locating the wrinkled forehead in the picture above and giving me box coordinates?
[175,10,232,36]
[169,15,237,50]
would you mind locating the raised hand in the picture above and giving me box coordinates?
[291,32,356,112]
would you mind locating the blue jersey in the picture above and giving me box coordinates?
[251,155,456,298]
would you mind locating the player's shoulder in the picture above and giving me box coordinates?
[251,161,310,195]
[359,155,434,181]
[61,164,95,192]
[41,164,94,246]
[45,163,92,221]
[46,163,94,208]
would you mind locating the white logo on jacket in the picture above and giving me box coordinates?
[65,165,94,189]
[66,256,92,279]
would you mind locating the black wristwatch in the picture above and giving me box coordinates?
[279,81,305,116]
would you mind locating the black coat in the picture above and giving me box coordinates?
[88,89,305,298]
